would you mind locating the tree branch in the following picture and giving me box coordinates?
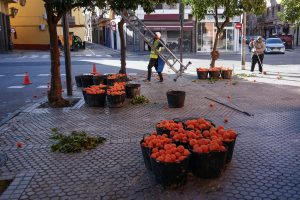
[214,5,220,30]
[220,16,230,30]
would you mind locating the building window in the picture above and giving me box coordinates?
[272,6,275,17]
[277,5,281,12]
[267,9,269,17]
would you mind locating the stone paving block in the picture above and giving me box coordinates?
[0,77,300,199]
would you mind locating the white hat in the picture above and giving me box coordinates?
[257,36,263,40]
[155,32,161,39]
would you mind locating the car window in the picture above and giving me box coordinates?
[266,38,282,44]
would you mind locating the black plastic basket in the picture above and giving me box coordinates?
[223,139,236,164]
[197,71,209,79]
[140,140,152,171]
[155,127,171,136]
[221,70,233,79]
[82,90,88,103]
[189,150,226,178]
[150,155,190,188]
[81,74,94,88]
[86,93,106,107]
[107,94,126,108]
[75,75,83,87]
[93,75,106,85]
[209,71,221,79]
[125,84,141,98]
[166,91,186,108]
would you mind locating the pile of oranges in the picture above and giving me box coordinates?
[171,129,201,143]
[151,144,190,163]
[142,133,172,149]
[83,85,106,95]
[209,67,221,72]
[107,74,126,80]
[156,120,184,131]
[185,118,214,131]
[142,118,238,164]
[107,82,126,96]
[196,68,209,72]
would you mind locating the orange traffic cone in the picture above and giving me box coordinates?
[23,72,32,85]
[92,64,97,75]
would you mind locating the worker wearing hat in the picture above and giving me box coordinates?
[249,36,266,74]
[146,32,164,82]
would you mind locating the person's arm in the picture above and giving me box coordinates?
[262,42,266,52]
[249,41,254,48]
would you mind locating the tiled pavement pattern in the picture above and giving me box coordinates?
[0,74,300,199]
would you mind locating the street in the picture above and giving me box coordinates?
[0,46,300,122]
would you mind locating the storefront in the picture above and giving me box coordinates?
[141,14,196,52]
[197,15,240,52]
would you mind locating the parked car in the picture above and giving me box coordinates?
[269,34,293,49]
[265,38,285,54]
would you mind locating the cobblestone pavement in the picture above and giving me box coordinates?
[0,73,300,200]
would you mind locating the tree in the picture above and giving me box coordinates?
[44,0,103,107]
[184,0,266,67]
[279,0,300,27]
[105,0,178,74]
[44,0,176,107]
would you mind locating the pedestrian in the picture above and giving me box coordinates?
[146,32,164,82]
[57,36,63,56]
[249,38,254,52]
[249,36,265,74]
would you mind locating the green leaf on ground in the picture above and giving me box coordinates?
[50,129,106,153]
[131,95,150,105]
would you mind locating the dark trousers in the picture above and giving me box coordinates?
[147,58,163,81]
[251,54,264,72]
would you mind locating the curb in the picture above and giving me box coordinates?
[0,97,47,127]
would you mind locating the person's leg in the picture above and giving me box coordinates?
[258,54,264,72]
[251,55,258,72]
[153,59,163,82]
[158,72,163,82]
[147,58,156,81]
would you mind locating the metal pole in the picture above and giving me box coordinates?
[241,11,247,70]
[179,1,184,63]
[62,14,72,96]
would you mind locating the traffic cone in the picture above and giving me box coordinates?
[92,64,97,75]
[23,72,32,85]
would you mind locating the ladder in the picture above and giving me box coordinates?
[119,10,192,81]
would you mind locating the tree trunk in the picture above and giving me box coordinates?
[118,17,126,74]
[47,14,69,107]
[210,30,220,68]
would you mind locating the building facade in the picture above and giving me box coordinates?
[92,4,241,53]
[247,0,299,47]
[196,11,240,52]
[9,0,90,50]
[0,0,18,52]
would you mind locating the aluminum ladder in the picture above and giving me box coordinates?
[119,10,192,81]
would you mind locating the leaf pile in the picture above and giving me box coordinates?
[50,128,106,153]
[131,95,150,105]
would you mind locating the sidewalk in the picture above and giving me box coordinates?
[0,71,300,199]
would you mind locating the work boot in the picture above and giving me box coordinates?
[158,73,163,82]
